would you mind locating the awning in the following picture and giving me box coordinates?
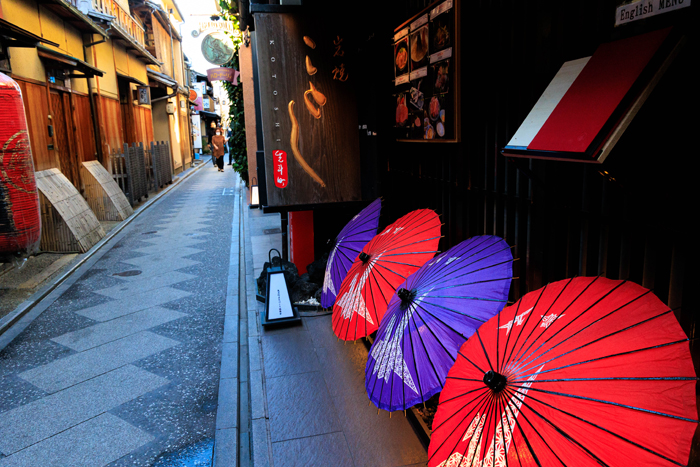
[147,68,177,88]
[198,110,220,119]
[0,18,60,48]
[41,0,107,37]
[37,45,105,77]
[502,27,681,163]
[116,72,147,87]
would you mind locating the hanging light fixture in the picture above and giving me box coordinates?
[250,177,259,208]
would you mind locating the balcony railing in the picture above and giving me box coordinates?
[92,0,145,46]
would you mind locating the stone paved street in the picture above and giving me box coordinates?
[0,165,238,466]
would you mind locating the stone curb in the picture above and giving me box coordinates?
[213,175,241,467]
[243,198,273,466]
[0,162,208,351]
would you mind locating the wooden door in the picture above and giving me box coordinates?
[50,91,80,188]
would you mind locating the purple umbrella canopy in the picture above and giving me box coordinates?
[321,198,382,308]
[365,235,514,412]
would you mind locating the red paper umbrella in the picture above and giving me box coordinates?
[429,276,697,467]
[332,209,441,341]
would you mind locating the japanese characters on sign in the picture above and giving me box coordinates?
[273,150,288,188]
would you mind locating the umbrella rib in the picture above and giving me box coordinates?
[366,314,398,409]
[500,298,526,375]
[416,300,486,336]
[415,240,510,288]
[428,387,493,464]
[421,249,515,290]
[428,268,516,292]
[373,262,409,280]
[457,350,486,374]
[378,235,442,255]
[506,387,599,467]
[475,327,495,372]
[406,310,427,407]
[462,392,497,467]
[501,395,546,467]
[383,251,440,257]
[511,287,653,375]
[410,307,445,394]
[503,283,551,374]
[509,381,699,423]
[499,390,525,467]
[510,278,630,373]
[516,376,699,383]
[511,339,694,386]
[522,390,689,467]
[508,277,583,370]
[512,309,677,377]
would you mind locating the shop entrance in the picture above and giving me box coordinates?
[50,90,81,189]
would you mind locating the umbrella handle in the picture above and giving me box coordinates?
[269,248,282,264]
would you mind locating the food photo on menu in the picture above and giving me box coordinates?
[409,25,429,71]
[394,37,409,78]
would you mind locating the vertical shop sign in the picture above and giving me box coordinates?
[254,12,361,207]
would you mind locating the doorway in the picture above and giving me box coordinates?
[50,90,80,188]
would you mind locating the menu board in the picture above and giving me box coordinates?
[394,0,458,142]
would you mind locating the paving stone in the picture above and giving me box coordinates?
[215,377,238,430]
[0,366,168,455]
[249,370,265,420]
[271,432,353,467]
[219,342,238,380]
[94,272,196,299]
[52,307,186,351]
[0,413,153,467]
[251,418,271,467]
[19,332,180,393]
[213,428,237,467]
[266,372,341,442]
[73,288,191,322]
[317,337,370,397]
[332,390,428,467]
[122,253,202,268]
[262,330,320,378]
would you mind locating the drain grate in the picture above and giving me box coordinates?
[142,231,158,235]
[263,228,282,235]
[113,270,142,277]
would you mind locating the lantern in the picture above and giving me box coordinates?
[250,176,259,208]
[0,72,41,260]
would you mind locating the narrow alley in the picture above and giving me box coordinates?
[0,165,238,466]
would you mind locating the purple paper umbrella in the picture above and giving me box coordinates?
[321,198,382,308]
[365,235,513,412]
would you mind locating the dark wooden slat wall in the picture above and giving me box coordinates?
[368,0,697,367]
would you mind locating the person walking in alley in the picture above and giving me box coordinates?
[211,126,226,172]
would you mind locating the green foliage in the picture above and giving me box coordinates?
[215,11,248,185]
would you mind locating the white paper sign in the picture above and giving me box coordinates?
[615,0,690,26]
[267,272,294,320]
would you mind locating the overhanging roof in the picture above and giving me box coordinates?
[147,68,177,87]
[198,110,220,119]
[0,18,60,48]
[116,72,147,86]
[37,45,105,77]
[40,0,107,37]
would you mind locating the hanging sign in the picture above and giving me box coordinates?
[192,21,242,38]
[615,0,691,26]
[206,67,240,85]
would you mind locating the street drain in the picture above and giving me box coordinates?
[263,228,282,235]
[184,233,204,237]
[113,270,142,277]
[142,231,158,235]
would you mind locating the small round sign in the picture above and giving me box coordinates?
[201,32,235,66]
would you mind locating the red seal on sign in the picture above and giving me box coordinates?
[273,150,288,188]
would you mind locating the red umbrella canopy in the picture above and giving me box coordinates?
[429,276,697,467]
[332,209,441,341]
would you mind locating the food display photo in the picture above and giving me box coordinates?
[409,25,429,71]
[394,37,409,79]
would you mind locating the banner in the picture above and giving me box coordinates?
[192,114,202,149]
[207,67,240,85]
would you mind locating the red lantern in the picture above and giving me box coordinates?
[0,72,41,259]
